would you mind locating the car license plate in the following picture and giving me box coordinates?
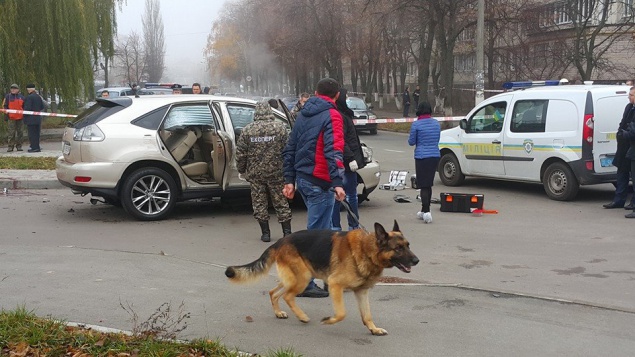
[62,142,71,155]
[600,156,614,167]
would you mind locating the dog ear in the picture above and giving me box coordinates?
[374,222,388,242]
[392,220,400,232]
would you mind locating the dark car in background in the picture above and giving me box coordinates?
[347,96,377,135]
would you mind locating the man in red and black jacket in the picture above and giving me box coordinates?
[282,77,346,298]
[3,84,25,152]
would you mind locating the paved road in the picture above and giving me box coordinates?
[1,131,634,356]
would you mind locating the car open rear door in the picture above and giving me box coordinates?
[593,92,627,174]
[211,130,234,190]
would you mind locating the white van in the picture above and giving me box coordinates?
[438,82,628,200]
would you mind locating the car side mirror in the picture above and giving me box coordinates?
[234,127,243,138]
[459,119,468,131]
[368,104,374,110]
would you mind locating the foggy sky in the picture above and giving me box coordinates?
[116,0,230,85]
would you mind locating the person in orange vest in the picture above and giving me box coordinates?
[3,84,25,152]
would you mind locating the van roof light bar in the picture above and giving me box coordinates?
[144,83,180,89]
[502,80,561,90]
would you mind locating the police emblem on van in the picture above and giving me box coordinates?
[523,139,534,154]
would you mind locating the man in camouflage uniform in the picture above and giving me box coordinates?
[236,101,292,242]
[290,92,310,120]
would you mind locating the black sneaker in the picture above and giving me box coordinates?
[297,285,329,298]
[7,147,14,152]
[626,212,635,219]
[16,147,23,151]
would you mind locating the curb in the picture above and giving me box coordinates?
[0,170,62,190]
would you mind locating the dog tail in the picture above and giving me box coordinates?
[225,245,276,283]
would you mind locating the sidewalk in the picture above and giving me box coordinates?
[0,129,63,190]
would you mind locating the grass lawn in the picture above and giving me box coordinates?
[0,157,57,170]
[0,307,301,357]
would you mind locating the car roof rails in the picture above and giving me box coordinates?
[502,80,562,90]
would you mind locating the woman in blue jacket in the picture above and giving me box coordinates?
[408,101,440,223]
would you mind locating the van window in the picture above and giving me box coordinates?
[511,100,548,133]
[163,103,215,130]
[545,100,578,132]
[468,102,506,133]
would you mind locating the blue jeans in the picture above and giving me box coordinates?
[297,177,334,230]
[332,171,359,230]
[612,168,631,205]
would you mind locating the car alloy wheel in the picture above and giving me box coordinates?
[121,167,177,221]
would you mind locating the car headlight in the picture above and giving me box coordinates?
[361,144,373,163]
[73,124,105,142]
[368,113,377,120]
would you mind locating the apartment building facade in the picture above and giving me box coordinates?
[453,0,635,87]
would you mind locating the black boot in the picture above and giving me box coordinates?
[281,220,292,237]
[258,220,271,242]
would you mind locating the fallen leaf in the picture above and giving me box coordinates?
[245,315,253,322]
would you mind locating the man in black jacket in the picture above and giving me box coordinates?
[402,86,410,117]
[23,84,45,153]
[622,119,635,218]
[604,87,635,209]
[331,88,366,231]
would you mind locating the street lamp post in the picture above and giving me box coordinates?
[475,0,485,105]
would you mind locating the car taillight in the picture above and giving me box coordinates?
[583,114,594,145]
[73,124,105,142]
[583,113,595,171]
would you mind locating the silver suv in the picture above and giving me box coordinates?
[56,95,381,220]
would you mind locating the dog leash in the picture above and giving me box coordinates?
[340,199,368,232]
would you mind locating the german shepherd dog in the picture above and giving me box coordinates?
[225,220,419,335]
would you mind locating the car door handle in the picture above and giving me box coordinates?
[492,140,501,144]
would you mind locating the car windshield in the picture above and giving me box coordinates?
[347,97,367,110]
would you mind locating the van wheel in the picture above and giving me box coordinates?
[438,153,465,186]
[542,162,579,201]
[121,167,177,221]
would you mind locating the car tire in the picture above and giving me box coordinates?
[542,162,579,201]
[121,167,177,221]
[369,128,378,135]
[438,153,465,186]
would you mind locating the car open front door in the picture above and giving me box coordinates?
[211,130,234,190]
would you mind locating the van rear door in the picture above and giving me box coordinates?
[593,92,627,174]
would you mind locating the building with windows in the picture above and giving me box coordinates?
[453,0,635,87]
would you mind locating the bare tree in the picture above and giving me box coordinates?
[535,0,635,81]
[143,0,165,83]
[116,32,146,86]
[430,0,478,116]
